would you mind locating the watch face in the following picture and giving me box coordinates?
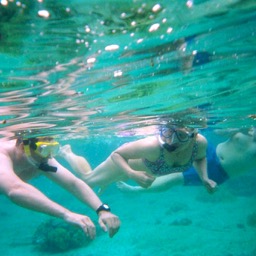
[103,204,110,210]
[96,204,111,214]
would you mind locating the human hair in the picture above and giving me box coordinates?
[158,109,207,130]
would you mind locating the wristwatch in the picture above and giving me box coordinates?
[96,203,111,214]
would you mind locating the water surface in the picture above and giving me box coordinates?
[0,0,255,139]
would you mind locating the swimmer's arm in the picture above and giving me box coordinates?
[193,135,217,193]
[193,156,208,181]
[0,154,78,219]
[193,157,216,193]
[110,138,154,177]
[45,159,121,238]
[111,138,156,187]
[193,135,208,180]
[46,158,103,210]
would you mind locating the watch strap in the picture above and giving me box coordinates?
[96,203,111,214]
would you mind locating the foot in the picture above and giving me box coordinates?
[116,181,140,193]
[58,144,72,157]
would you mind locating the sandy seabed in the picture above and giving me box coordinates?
[1,182,256,256]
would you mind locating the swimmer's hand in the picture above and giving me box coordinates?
[64,211,96,239]
[129,171,155,188]
[203,178,218,194]
[98,211,121,238]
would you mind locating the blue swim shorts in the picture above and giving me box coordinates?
[183,144,229,186]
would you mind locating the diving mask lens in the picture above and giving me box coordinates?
[175,130,190,142]
[161,127,196,142]
[161,128,175,138]
[35,141,60,158]
[176,129,197,142]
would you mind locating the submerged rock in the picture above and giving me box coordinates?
[32,219,91,252]
[165,202,188,215]
[170,217,192,226]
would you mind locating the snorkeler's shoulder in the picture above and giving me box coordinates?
[196,134,208,148]
[140,136,158,146]
[0,140,16,156]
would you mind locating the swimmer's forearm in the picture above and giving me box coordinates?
[110,152,135,177]
[193,157,208,181]
[7,181,72,219]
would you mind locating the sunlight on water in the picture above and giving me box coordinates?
[0,0,256,139]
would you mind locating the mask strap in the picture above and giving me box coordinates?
[23,140,32,156]
[158,135,165,145]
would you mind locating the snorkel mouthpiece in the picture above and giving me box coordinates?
[158,134,179,152]
[38,162,57,172]
[163,143,179,152]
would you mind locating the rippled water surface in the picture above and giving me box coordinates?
[0,0,256,139]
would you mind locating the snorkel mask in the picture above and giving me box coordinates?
[23,137,59,172]
[160,125,197,151]
[23,137,60,158]
[34,140,60,158]
[161,126,196,143]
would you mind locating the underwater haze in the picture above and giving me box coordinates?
[0,0,256,256]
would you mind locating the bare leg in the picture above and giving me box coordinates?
[58,145,92,177]
[59,146,127,194]
[117,173,184,193]
[83,158,127,188]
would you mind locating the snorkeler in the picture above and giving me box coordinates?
[0,136,120,239]
[117,128,256,193]
[59,123,217,193]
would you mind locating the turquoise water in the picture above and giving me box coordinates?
[0,0,256,255]
[1,0,256,138]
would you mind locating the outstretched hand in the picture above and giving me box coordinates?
[132,171,156,188]
[64,212,96,239]
[98,211,121,238]
[203,178,218,193]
